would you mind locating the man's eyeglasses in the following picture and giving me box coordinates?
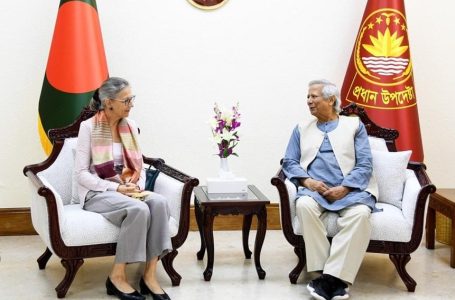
[112,95,136,106]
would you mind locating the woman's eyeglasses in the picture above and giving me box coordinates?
[111,95,136,106]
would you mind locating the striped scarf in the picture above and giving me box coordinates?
[91,111,142,183]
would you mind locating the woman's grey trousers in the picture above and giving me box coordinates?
[84,190,172,263]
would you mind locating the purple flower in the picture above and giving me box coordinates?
[210,102,241,158]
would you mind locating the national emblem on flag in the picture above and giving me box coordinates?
[341,0,424,161]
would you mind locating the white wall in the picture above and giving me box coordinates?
[1,0,454,208]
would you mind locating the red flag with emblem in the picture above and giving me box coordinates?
[341,0,423,162]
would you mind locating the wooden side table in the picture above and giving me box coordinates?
[194,185,270,281]
[426,188,455,268]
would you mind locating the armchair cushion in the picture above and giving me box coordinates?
[288,170,420,243]
[39,139,76,205]
[154,173,185,221]
[66,154,181,243]
[401,169,421,223]
[38,170,181,247]
[372,150,411,208]
[34,175,67,239]
[284,179,297,224]
[291,202,412,242]
[61,204,179,246]
[71,147,79,204]
[368,136,388,152]
[62,204,119,246]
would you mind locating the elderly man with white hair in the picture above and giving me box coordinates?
[282,79,379,300]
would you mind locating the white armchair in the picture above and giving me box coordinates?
[271,103,435,292]
[23,108,199,298]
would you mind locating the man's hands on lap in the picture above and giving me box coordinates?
[302,178,330,194]
[322,186,350,202]
[301,178,350,203]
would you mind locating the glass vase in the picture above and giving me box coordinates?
[219,157,235,179]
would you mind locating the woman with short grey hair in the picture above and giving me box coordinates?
[75,77,172,300]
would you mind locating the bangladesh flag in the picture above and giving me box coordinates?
[38,0,108,154]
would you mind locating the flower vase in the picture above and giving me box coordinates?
[219,157,235,179]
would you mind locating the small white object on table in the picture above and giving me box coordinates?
[206,177,248,194]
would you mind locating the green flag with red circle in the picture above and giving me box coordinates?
[38,0,108,154]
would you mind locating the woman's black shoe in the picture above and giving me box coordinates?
[106,277,145,300]
[139,277,171,300]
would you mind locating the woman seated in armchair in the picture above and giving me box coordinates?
[74,77,172,300]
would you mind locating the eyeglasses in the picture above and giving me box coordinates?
[111,95,136,106]
[307,94,323,100]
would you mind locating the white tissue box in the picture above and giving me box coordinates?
[206,177,248,194]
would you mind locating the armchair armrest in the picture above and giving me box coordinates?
[402,161,436,251]
[401,170,421,223]
[407,161,434,188]
[142,156,165,168]
[25,170,67,254]
[271,166,302,246]
[143,155,195,183]
[143,155,199,249]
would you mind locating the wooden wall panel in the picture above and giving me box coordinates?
[0,208,37,235]
[0,205,280,236]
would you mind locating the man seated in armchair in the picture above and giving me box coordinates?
[282,79,379,300]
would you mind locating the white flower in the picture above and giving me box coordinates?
[213,133,222,144]
[221,110,233,126]
[209,117,218,130]
[220,128,236,141]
